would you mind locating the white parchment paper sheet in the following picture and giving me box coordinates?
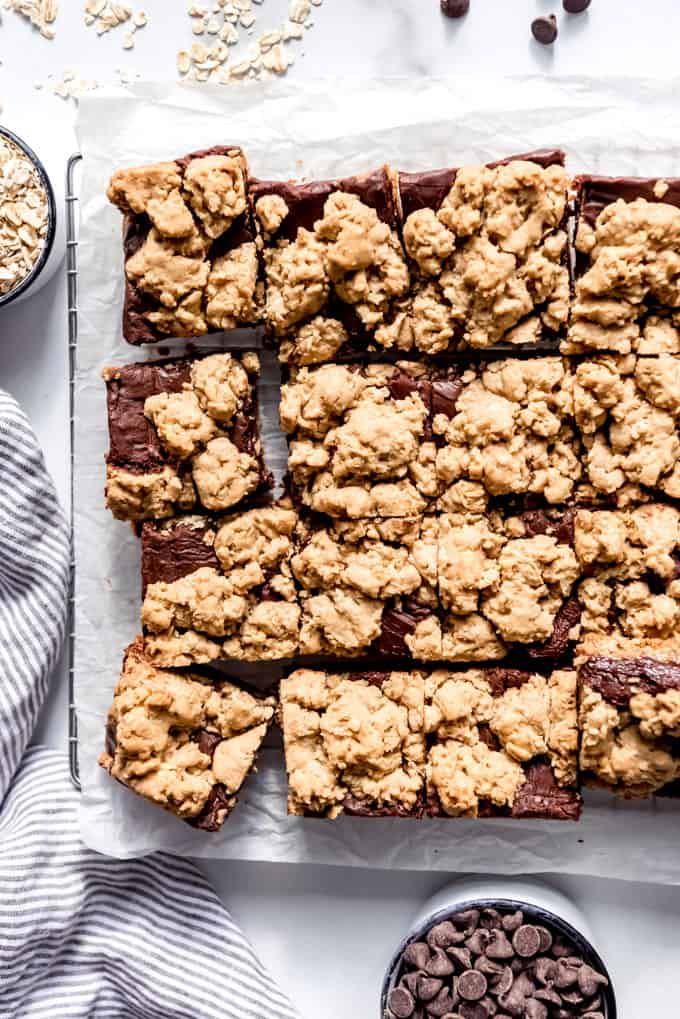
[75,76,680,874]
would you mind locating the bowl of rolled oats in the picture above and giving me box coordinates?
[0,126,56,307]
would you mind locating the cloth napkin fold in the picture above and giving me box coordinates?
[0,391,299,1019]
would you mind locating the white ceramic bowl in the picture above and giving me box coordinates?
[0,125,63,307]
[381,877,617,1018]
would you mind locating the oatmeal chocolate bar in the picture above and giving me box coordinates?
[291,515,441,660]
[251,167,410,365]
[99,637,275,830]
[431,356,582,510]
[279,668,426,817]
[140,502,300,666]
[425,667,581,820]
[104,351,271,522]
[437,507,581,663]
[565,174,680,355]
[280,361,438,519]
[389,151,570,355]
[577,634,680,798]
[573,353,680,503]
[574,504,680,645]
[107,147,261,345]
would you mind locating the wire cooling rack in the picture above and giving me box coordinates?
[67,153,82,790]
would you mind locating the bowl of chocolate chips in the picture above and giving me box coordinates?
[0,126,57,307]
[382,880,616,1019]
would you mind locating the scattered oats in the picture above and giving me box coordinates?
[191,16,205,33]
[177,49,191,73]
[232,0,251,11]
[262,42,291,73]
[288,0,310,23]
[133,8,146,26]
[229,58,251,76]
[190,40,208,60]
[84,12,95,24]
[122,29,134,47]
[0,134,50,297]
[310,0,322,5]
[239,11,254,27]
[282,20,303,40]
[219,21,237,42]
[206,14,219,32]
[259,30,281,49]
[187,3,208,13]
[85,0,106,13]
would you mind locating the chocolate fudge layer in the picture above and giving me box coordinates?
[104,352,271,522]
[577,633,680,798]
[108,147,261,344]
[425,667,581,819]
[141,502,300,667]
[385,152,570,355]
[251,167,410,365]
[280,362,438,519]
[437,508,580,663]
[565,174,680,355]
[279,668,426,817]
[431,356,582,511]
[574,504,680,644]
[99,637,275,830]
[573,353,680,503]
[291,515,441,660]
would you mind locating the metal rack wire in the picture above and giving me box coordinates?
[67,153,82,790]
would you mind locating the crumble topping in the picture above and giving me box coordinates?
[125,227,210,309]
[254,193,289,235]
[105,464,195,522]
[574,354,680,500]
[182,154,247,238]
[205,242,260,329]
[144,389,218,459]
[574,505,680,640]
[401,160,569,351]
[192,436,262,511]
[278,315,349,366]
[425,668,577,816]
[433,357,581,506]
[280,669,426,817]
[107,161,183,220]
[566,196,680,354]
[190,352,252,423]
[99,639,274,822]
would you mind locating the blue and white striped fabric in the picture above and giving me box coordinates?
[0,392,299,1019]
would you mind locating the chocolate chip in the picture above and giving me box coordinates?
[534,987,562,1006]
[447,946,473,971]
[428,921,463,949]
[561,990,587,1006]
[552,937,571,958]
[531,15,558,44]
[403,972,421,995]
[460,1005,490,1019]
[404,942,431,969]
[553,962,579,989]
[533,958,556,985]
[465,930,491,955]
[417,976,444,1003]
[479,908,503,930]
[525,1001,547,1019]
[426,987,457,1017]
[479,997,497,1017]
[501,911,524,933]
[513,972,536,998]
[485,930,514,960]
[427,948,455,977]
[440,0,470,17]
[511,925,541,959]
[577,964,608,996]
[582,1013,605,1019]
[458,970,488,1002]
[389,986,416,1018]
[563,0,590,10]
[454,910,480,934]
[536,927,553,953]
[491,966,514,996]
[474,957,503,978]
[497,986,526,1017]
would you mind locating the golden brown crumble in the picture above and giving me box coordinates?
[99,639,274,823]
[105,465,195,522]
[280,669,426,817]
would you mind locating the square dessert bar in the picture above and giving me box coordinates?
[437,507,581,664]
[573,353,680,504]
[279,668,426,817]
[104,351,271,522]
[291,515,441,660]
[574,504,680,645]
[577,634,680,798]
[99,637,275,831]
[140,502,300,667]
[108,146,261,344]
[391,150,570,355]
[251,167,410,365]
[280,361,438,519]
[425,667,581,820]
[565,174,680,355]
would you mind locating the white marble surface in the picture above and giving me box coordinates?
[2,2,680,1016]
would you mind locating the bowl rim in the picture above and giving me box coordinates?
[0,124,57,308]
[380,895,618,1019]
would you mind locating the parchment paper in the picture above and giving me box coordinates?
[75,76,680,876]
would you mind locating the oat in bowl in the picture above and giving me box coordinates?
[0,127,55,306]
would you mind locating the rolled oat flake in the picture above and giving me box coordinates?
[0,137,49,297]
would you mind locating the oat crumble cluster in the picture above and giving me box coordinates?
[100,155,680,825]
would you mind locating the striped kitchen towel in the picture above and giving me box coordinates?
[0,391,299,1019]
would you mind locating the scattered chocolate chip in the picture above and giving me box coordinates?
[533,958,556,985]
[491,966,514,996]
[447,946,473,971]
[429,921,463,949]
[531,15,558,44]
[501,911,524,933]
[536,927,553,953]
[389,986,416,1018]
[465,930,491,955]
[417,975,444,1003]
[404,942,431,969]
[563,0,590,10]
[512,925,541,958]
[440,0,470,17]
[485,930,514,961]
[427,948,456,977]
[458,970,488,1002]
[474,957,503,978]
[553,961,579,989]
